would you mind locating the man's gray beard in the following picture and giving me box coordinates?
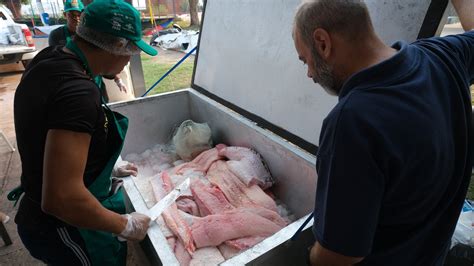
[311,47,343,96]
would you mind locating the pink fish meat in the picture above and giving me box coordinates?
[207,160,277,212]
[174,147,224,174]
[217,145,274,189]
[225,236,267,250]
[176,198,201,216]
[190,178,234,216]
[190,208,284,248]
[150,171,196,254]
[175,239,192,266]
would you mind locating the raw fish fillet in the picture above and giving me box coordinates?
[236,206,286,227]
[190,179,233,216]
[174,147,224,174]
[190,179,285,250]
[156,216,174,238]
[176,198,201,216]
[225,236,266,250]
[169,169,205,198]
[178,204,284,251]
[207,160,277,212]
[190,208,284,248]
[175,239,192,266]
[191,178,285,227]
[150,172,196,253]
[217,145,274,189]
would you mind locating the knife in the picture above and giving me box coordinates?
[117,177,191,241]
[147,177,191,221]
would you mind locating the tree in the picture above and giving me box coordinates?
[189,0,199,26]
[0,0,27,19]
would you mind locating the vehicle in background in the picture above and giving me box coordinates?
[0,5,37,68]
[149,24,198,55]
[149,24,183,46]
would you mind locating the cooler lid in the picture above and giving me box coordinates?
[192,0,448,154]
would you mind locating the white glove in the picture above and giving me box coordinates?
[118,213,151,241]
[112,162,138,177]
[115,77,127,93]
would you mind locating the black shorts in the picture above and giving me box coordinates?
[17,224,92,266]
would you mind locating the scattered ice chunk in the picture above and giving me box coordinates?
[142,149,152,158]
[125,153,140,162]
[173,160,185,166]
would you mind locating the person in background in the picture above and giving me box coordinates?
[48,0,129,102]
[292,0,473,265]
[11,0,158,264]
[48,0,83,47]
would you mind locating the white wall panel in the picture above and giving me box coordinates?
[194,0,434,146]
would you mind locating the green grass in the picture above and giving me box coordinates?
[141,54,194,95]
[471,86,474,105]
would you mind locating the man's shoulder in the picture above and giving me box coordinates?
[21,48,96,96]
[412,30,474,54]
[321,90,386,144]
[327,92,372,121]
[28,47,82,75]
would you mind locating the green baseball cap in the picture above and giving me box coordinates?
[81,0,157,56]
[64,0,84,13]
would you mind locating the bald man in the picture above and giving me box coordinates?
[293,0,473,265]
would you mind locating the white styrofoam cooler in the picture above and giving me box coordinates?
[111,0,448,264]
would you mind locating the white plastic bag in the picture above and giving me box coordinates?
[172,120,213,161]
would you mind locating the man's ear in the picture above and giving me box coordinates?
[312,28,332,60]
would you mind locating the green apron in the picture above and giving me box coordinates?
[63,25,72,44]
[9,39,130,265]
[76,104,129,266]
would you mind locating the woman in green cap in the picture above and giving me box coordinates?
[11,0,158,265]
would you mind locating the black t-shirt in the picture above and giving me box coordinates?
[14,46,108,229]
[47,26,110,102]
[314,31,474,265]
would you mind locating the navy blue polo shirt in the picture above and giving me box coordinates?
[314,31,473,265]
